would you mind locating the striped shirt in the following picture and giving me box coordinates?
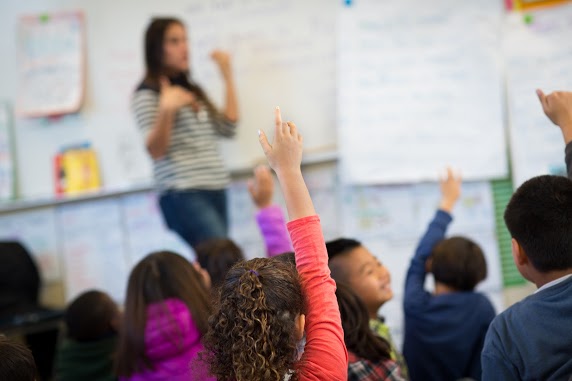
[132,88,236,191]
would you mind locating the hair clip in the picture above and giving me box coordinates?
[249,269,259,277]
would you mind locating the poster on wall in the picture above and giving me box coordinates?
[17,11,85,117]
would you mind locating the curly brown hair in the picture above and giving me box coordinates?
[202,257,304,381]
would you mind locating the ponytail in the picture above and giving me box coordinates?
[203,258,303,381]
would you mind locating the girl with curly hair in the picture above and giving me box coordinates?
[203,107,348,380]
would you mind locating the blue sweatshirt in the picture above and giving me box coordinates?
[482,276,572,380]
[403,210,496,381]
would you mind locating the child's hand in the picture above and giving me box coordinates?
[259,107,303,177]
[439,167,461,213]
[537,89,572,144]
[248,165,274,210]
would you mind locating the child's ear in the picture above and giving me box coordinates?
[295,314,306,341]
[425,257,433,273]
[511,239,528,267]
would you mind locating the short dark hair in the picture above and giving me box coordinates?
[273,252,296,266]
[0,335,37,381]
[326,238,362,261]
[431,237,487,291]
[504,175,572,272]
[195,239,245,289]
[326,238,362,283]
[65,290,118,341]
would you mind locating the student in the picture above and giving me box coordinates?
[133,17,238,249]
[55,290,120,381]
[336,283,405,381]
[326,239,408,379]
[202,107,348,380]
[536,89,572,178]
[480,91,572,380]
[115,251,213,381]
[248,164,293,256]
[195,165,292,289]
[0,335,37,381]
[403,169,495,381]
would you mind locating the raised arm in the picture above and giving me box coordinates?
[211,50,239,123]
[248,165,292,256]
[404,168,460,309]
[259,107,348,380]
[537,89,572,178]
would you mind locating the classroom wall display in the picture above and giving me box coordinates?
[504,2,572,186]
[0,208,60,282]
[1,0,571,196]
[16,11,85,117]
[338,0,508,184]
[0,103,15,201]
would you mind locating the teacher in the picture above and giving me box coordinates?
[132,17,238,249]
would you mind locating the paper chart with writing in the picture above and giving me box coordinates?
[17,12,85,116]
[504,3,572,186]
[338,0,507,184]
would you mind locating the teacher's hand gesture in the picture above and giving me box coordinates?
[211,50,233,79]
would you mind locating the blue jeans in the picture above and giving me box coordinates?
[159,189,228,249]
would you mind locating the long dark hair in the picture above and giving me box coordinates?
[115,251,212,377]
[202,257,303,381]
[335,282,391,362]
[141,17,220,119]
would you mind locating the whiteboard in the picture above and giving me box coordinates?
[504,4,572,187]
[338,0,508,184]
[0,0,336,198]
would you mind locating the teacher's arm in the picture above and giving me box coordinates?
[144,78,195,159]
[212,50,239,123]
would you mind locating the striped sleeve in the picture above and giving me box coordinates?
[212,116,237,138]
[132,90,160,138]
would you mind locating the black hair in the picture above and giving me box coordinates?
[504,175,572,272]
[430,237,487,291]
[65,290,119,341]
[0,335,37,381]
[195,239,245,289]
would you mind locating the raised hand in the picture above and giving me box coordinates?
[211,50,233,79]
[258,107,303,177]
[439,167,462,213]
[248,165,274,210]
[537,89,572,144]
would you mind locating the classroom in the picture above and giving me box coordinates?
[1,0,572,380]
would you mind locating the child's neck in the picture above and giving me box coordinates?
[434,282,459,296]
[532,268,572,289]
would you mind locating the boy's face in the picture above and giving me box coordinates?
[332,246,393,315]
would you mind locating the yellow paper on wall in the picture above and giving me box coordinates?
[61,148,101,194]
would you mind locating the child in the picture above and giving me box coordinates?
[55,290,120,381]
[195,165,292,289]
[202,107,348,380]
[336,283,405,381]
[403,169,495,381]
[195,239,244,289]
[326,239,408,378]
[0,335,37,381]
[481,174,572,380]
[248,164,293,256]
[115,251,213,381]
[536,89,572,178]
